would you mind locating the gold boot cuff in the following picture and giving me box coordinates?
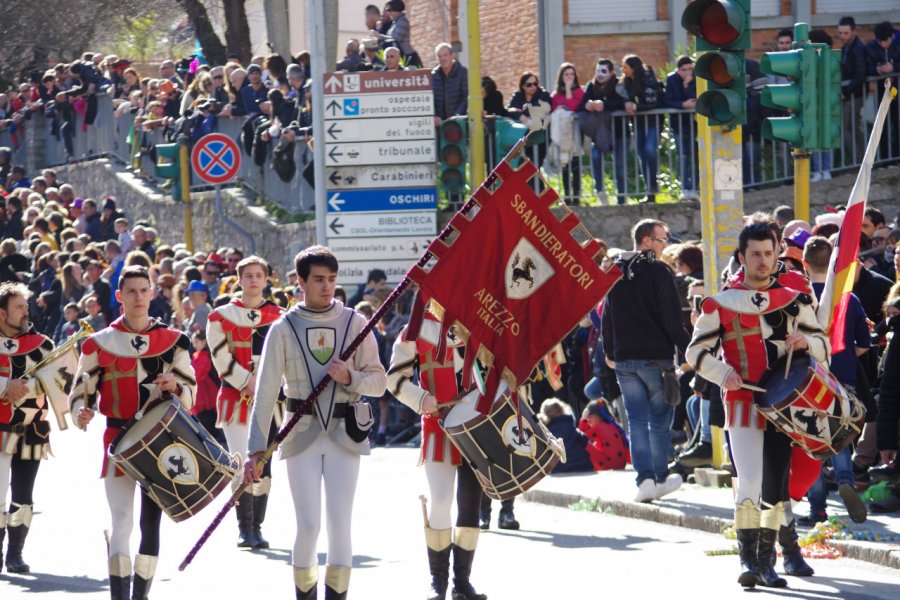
[734,498,760,529]
[108,554,131,578]
[325,565,351,593]
[133,554,159,580]
[425,527,452,551]
[252,476,272,496]
[8,504,33,527]
[759,501,785,531]
[453,526,480,551]
[294,565,318,592]
[0,512,7,528]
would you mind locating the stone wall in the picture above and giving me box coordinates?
[55,159,316,279]
[59,158,900,277]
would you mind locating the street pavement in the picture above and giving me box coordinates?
[2,424,900,599]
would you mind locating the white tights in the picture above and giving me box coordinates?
[105,474,136,557]
[285,435,359,569]
[424,457,456,530]
[0,452,11,509]
[221,422,249,491]
[729,424,764,505]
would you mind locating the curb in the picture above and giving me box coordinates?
[522,489,900,570]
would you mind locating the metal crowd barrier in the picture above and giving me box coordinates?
[11,72,899,214]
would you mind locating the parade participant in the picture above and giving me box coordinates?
[70,266,196,600]
[387,307,489,600]
[207,255,284,548]
[0,282,66,573]
[243,246,386,600]
[686,223,829,589]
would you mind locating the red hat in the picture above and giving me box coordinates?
[206,252,225,266]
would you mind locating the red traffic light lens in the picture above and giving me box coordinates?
[441,121,464,143]
[699,3,740,47]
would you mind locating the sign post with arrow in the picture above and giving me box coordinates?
[322,70,437,284]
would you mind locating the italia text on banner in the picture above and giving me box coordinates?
[816,79,896,353]
[404,156,621,413]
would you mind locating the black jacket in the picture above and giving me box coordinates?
[432,62,468,119]
[877,316,900,451]
[601,250,691,362]
[853,266,894,322]
[841,36,868,98]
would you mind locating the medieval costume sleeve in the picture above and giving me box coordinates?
[207,315,252,392]
[247,321,286,456]
[386,332,429,414]
[344,312,387,398]
[685,303,734,389]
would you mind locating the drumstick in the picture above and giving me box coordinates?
[419,495,429,528]
[178,139,526,572]
[784,320,800,379]
[740,383,767,393]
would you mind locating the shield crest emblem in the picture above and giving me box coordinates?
[505,238,554,300]
[308,328,336,365]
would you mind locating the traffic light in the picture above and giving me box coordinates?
[438,117,468,194]
[494,117,529,168]
[818,48,842,150]
[155,142,182,201]
[681,0,750,129]
[760,46,818,148]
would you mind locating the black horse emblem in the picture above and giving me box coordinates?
[510,253,537,289]
[166,454,191,480]
[751,292,767,310]
[131,336,147,353]
[794,409,823,438]
[3,339,15,351]
[512,424,534,445]
[247,310,259,323]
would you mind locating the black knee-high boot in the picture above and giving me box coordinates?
[108,555,131,600]
[426,527,452,600]
[757,503,788,588]
[734,500,759,588]
[251,492,270,549]
[5,503,32,573]
[294,565,318,600]
[451,527,487,600]
[779,519,814,576]
[235,492,254,548]
[324,565,350,600]
[132,554,158,600]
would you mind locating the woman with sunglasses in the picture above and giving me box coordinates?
[507,72,552,171]
[617,54,662,203]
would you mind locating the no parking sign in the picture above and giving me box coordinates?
[191,133,241,185]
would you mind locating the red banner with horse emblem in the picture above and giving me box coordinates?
[407,157,621,412]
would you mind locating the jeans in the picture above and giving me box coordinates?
[807,446,855,516]
[615,360,674,484]
[811,149,832,174]
[685,394,712,444]
[673,128,696,192]
[634,119,659,198]
[590,142,626,203]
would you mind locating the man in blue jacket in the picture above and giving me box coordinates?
[432,43,468,126]
[663,56,697,200]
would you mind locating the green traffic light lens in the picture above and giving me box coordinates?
[699,3,740,47]
[441,168,464,192]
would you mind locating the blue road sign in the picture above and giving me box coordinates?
[326,188,437,213]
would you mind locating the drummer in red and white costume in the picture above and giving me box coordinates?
[0,282,71,574]
[387,307,488,600]
[206,255,283,549]
[687,223,829,590]
[70,266,195,600]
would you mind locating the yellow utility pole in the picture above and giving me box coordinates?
[793,150,811,222]
[178,135,194,253]
[465,0,485,189]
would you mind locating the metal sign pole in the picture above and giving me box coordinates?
[311,0,328,245]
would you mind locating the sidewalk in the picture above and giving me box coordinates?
[521,465,900,570]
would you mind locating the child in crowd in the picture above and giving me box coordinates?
[580,400,630,471]
[54,302,81,345]
[82,294,108,331]
[539,398,594,473]
[115,217,134,255]
[190,330,225,445]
